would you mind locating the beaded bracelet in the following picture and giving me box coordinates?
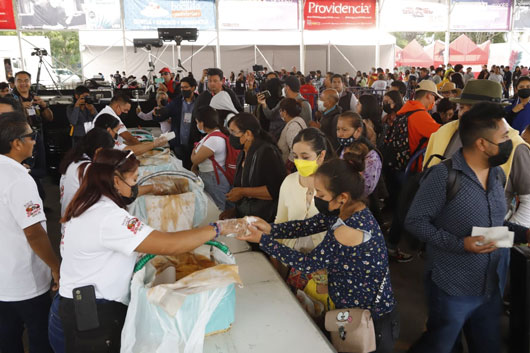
[209,222,220,239]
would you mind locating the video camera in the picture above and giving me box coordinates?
[31,48,48,57]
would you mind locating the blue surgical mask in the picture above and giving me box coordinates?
[197,124,206,134]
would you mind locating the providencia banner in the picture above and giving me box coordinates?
[124,0,216,30]
[17,0,121,30]
[381,0,448,32]
[0,0,16,29]
[450,0,512,31]
[219,0,298,30]
[304,0,376,30]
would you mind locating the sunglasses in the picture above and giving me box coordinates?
[19,131,38,141]
[115,150,134,169]
[161,72,170,76]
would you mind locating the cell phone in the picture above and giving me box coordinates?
[84,96,94,104]
[72,285,99,331]
[155,78,164,84]
[260,90,271,99]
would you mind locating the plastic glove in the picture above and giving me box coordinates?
[216,217,256,238]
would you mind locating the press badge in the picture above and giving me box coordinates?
[183,112,192,123]
[26,107,36,116]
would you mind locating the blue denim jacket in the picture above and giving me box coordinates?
[405,149,528,296]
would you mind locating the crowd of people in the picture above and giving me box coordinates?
[1,61,530,353]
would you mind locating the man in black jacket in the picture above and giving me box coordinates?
[314,88,342,150]
[156,76,201,169]
[194,68,243,118]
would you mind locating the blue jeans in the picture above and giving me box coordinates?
[408,277,502,353]
[48,294,65,353]
[0,291,53,353]
[200,170,232,211]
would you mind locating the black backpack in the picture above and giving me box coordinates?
[397,154,461,249]
[382,109,425,171]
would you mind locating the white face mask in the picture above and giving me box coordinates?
[317,99,326,112]
[281,87,287,97]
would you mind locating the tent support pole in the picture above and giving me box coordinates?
[254,45,257,65]
[13,0,25,71]
[255,46,273,72]
[444,0,450,65]
[332,44,357,72]
[299,0,305,74]
[375,0,381,68]
[327,42,331,72]
[120,0,127,73]
[215,0,221,68]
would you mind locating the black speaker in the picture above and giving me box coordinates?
[510,245,530,353]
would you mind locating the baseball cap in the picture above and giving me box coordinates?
[416,80,443,98]
[159,67,171,74]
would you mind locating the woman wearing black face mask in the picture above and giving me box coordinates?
[94,113,168,156]
[220,113,286,224]
[236,154,398,353]
[57,148,226,353]
[506,76,530,133]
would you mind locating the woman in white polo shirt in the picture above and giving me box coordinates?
[57,148,230,352]
[191,107,231,211]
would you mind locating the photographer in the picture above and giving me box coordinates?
[157,67,180,101]
[12,71,53,199]
[136,91,171,134]
[67,85,98,146]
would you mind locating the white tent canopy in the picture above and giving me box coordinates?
[79,29,396,80]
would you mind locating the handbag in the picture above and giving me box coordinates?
[324,270,388,353]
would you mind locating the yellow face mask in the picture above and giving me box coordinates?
[294,158,319,177]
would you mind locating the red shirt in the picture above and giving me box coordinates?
[300,84,318,109]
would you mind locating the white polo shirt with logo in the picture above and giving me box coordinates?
[0,155,51,301]
[59,196,153,304]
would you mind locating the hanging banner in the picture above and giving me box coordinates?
[450,0,512,31]
[124,0,216,30]
[219,0,298,30]
[303,0,376,30]
[0,0,16,29]
[380,0,448,32]
[514,0,530,29]
[17,0,121,30]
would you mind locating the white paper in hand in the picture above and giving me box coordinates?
[160,131,176,141]
[471,226,514,248]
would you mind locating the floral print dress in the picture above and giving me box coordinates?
[259,209,396,317]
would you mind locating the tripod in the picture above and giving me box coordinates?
[144,45,157,95]
[175,36,188,74]
[34,52,61,95]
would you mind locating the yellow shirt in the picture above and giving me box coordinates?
[275,172,325,250]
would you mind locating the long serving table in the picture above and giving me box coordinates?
[203,251,336,353]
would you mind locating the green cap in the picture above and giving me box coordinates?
[450,79,509,106]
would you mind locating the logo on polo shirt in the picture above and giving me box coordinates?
[25,201,41,217]
[123,216,143,235]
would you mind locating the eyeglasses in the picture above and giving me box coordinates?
[19,131,38,141]
[115,150,134,169]
[161,72,170,76]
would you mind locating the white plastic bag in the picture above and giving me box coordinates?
[121,245,241,353]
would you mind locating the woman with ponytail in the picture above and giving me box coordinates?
[237,154,398,352]
[221,113,286,223]
[55,148,240,353]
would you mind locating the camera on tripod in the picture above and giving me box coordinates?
[31,48,48,57]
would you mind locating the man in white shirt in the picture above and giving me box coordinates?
[93,93,139,146]
[488,66,505,90]
[0,113,60,352]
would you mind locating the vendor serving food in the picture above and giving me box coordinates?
[55,148,244,353]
